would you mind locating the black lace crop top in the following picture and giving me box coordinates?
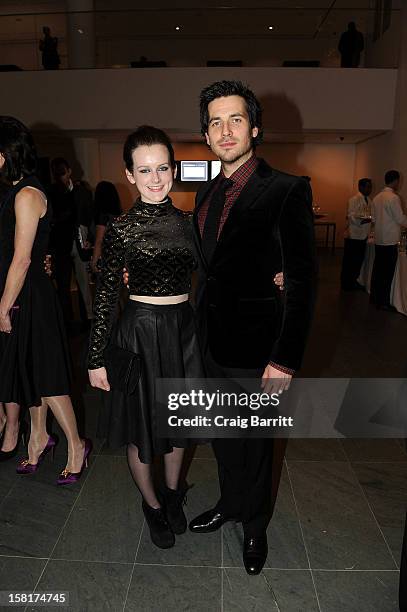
[88,198,197,369]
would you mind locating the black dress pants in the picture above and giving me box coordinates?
[340,237,367,290]
[205,349,274,536]
[370,244,398,307]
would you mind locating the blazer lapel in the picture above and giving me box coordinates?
[214,164,278,254]
[193,179,216,270]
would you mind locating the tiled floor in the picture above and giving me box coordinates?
[0,252,406,611]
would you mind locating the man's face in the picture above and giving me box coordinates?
[361,182,372,197]
[205,95,258,166]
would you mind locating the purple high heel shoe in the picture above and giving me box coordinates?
[56,438,92,486]
[16,434,57,474]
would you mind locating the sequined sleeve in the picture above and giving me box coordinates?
[87,220,125,369]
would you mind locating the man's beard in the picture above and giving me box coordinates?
[216,140,253,165]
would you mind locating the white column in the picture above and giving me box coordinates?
[73,137,100,188]
[67,0,95,69]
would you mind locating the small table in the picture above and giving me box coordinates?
[314,220,336,254]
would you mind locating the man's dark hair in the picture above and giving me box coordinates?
[123,125,175,173]
[199,80,263,147]
[358,178,371,190]
[0,116,37,182]
[385,169,400,185]
[51,157,70,178]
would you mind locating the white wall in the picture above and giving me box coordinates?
[36,137,355,246]
[355,4,407,205]
[0,67,397,134]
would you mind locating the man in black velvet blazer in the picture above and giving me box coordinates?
[189,80,317,575]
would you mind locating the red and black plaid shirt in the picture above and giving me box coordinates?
[198,155,258,238]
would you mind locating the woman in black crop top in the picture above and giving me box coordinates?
[88,126,205,549]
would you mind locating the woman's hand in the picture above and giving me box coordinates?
[274,272,284,291]
[123,267,129,288]
[88,366,110,391]
[44,254,52,276]
[90,254,101,274]
[0,310,11,333]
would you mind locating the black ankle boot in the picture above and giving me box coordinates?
[160,485,187,535]
[142,501,175,549]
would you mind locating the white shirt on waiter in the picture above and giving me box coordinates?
[346,192,371,240]
[372,187,407,245]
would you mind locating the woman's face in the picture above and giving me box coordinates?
[125,144,175,203]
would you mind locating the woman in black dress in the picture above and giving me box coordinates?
[88,126,204,549]
[0,116,91,483]
[0,178,23,460]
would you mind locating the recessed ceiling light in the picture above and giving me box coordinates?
[268,26,274,30]
[175,26,181,31]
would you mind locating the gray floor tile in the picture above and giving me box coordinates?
[30,559,132,612]
[0,556,46,612]
[52,455,143,564]
[0,465,84,557]
[351,462,407,564]
[136,458,221,566]
[0,458,18,504]
[223,568,319,612]
[223,465,308,569]
[99,441,126,457]
[287,461,397,570]
[125,565,221,611]
[286,439,348,461]
[313,570,399,612]
[340,439,407,462]
[192,443,215,459]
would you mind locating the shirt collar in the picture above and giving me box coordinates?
[220,154,258,186]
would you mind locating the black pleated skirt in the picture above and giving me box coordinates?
[98,299,205,463]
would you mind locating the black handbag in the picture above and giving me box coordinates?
[104,344,142,395]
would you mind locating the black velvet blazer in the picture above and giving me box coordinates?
[193,158,317,371]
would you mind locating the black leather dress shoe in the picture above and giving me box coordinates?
[189,508,236,533]
[243,535,268,575]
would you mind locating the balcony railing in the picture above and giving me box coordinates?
[0,6,401,71]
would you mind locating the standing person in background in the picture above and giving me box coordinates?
[49,158,94,329]
[338,22,364,68]
[341,178,372,291]
[91,181,122,274]
[370,170,407,311]
[39,26,60,70]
